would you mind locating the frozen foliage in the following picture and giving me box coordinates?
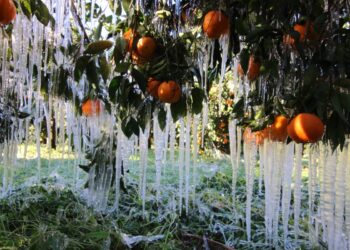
[1,3,350,249]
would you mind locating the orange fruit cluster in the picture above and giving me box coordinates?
[203,10,229,39]
[146,78,181,104]
[244,115,289,145]
[123,29,157,65]
[0,0,16,25]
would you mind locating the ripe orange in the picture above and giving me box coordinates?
[136,36,156,59]
[0,0,16,25]
[238,56,261,81]
[243,127,265,146]
[203,10,229,39]
[265,115,289,142]
[158,81,181,103]
[287,113,324,143]
[283,21,319,46]
[123,29,138,53]
[146,78,161,99]
[82,99,102,117]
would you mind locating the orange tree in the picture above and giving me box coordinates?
[4,0,350,149]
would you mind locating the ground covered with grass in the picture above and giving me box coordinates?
[0,146,313,249]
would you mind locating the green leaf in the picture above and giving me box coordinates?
[232,97,244,116]
[94,22,103,41]
[191,88,204,114]
[113,37,126,64]
[109,0,122,15]
[74,56,91,81]
[84,40,114,55]
[115,62,131,73]
[109,76,123,103]
[122,117,139,138]
[122,0,131,13]
[331,93,349,124]
[31,0,53,26]
[239,49,249,74]
[131,68,147,92]
[20,0,32,19]
[99,57,111,82]
[171,97,187,122]
[158,107,166,131]
[325,112,346,150]
[86,61,99,85]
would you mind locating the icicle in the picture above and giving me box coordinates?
[345,143,350,249]
[178,118,185,214]
[153,112,165,203]
[169,120,176,169]
[192,114,200,205]
[139,121,150,216]
[308,146,318,245]
[243,141,257,242]
[322,145,336,249]
[201,102,209,148]
[333,146,347,250]
[184,113,192,215]
[293,143,303,239]
[228,119,237,204]
[217,35,229,113]
[113,120,123,213]
[281,142,294,245]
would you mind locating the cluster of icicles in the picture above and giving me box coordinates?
[0,1,350,249]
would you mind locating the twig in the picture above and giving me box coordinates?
[70,0,90,44]
[182,233,235,250]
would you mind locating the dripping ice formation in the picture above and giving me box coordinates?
[0,1,350,249]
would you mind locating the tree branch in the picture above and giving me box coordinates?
[70,0,90,44]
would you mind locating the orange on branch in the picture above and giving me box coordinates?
[287,113,324,143]
[265,115,289,142]
[136,36,157,59]
[238,56,261,81]
[146,78,161,99]
[158,81,181,103]
[203,10,229,39]
[0,0,16,25]
[123,29,138,53]
[283,21,319,46]
[82,99,103,117]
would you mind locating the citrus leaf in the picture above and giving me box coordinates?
[74,55,91,81]
[158,107,167,131]
[109,76,123,103]
[99,57,111,82]
[31,0,53,26]
[20,0,32,19]
[84,40,113,55]
[239,49,249,74]
[113,37,126,64]
[131,68,147,92]
[171,97,187,122]
[115,62,131,73]
[191,88,204,114]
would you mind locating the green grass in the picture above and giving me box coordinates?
[0,144,314,249]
